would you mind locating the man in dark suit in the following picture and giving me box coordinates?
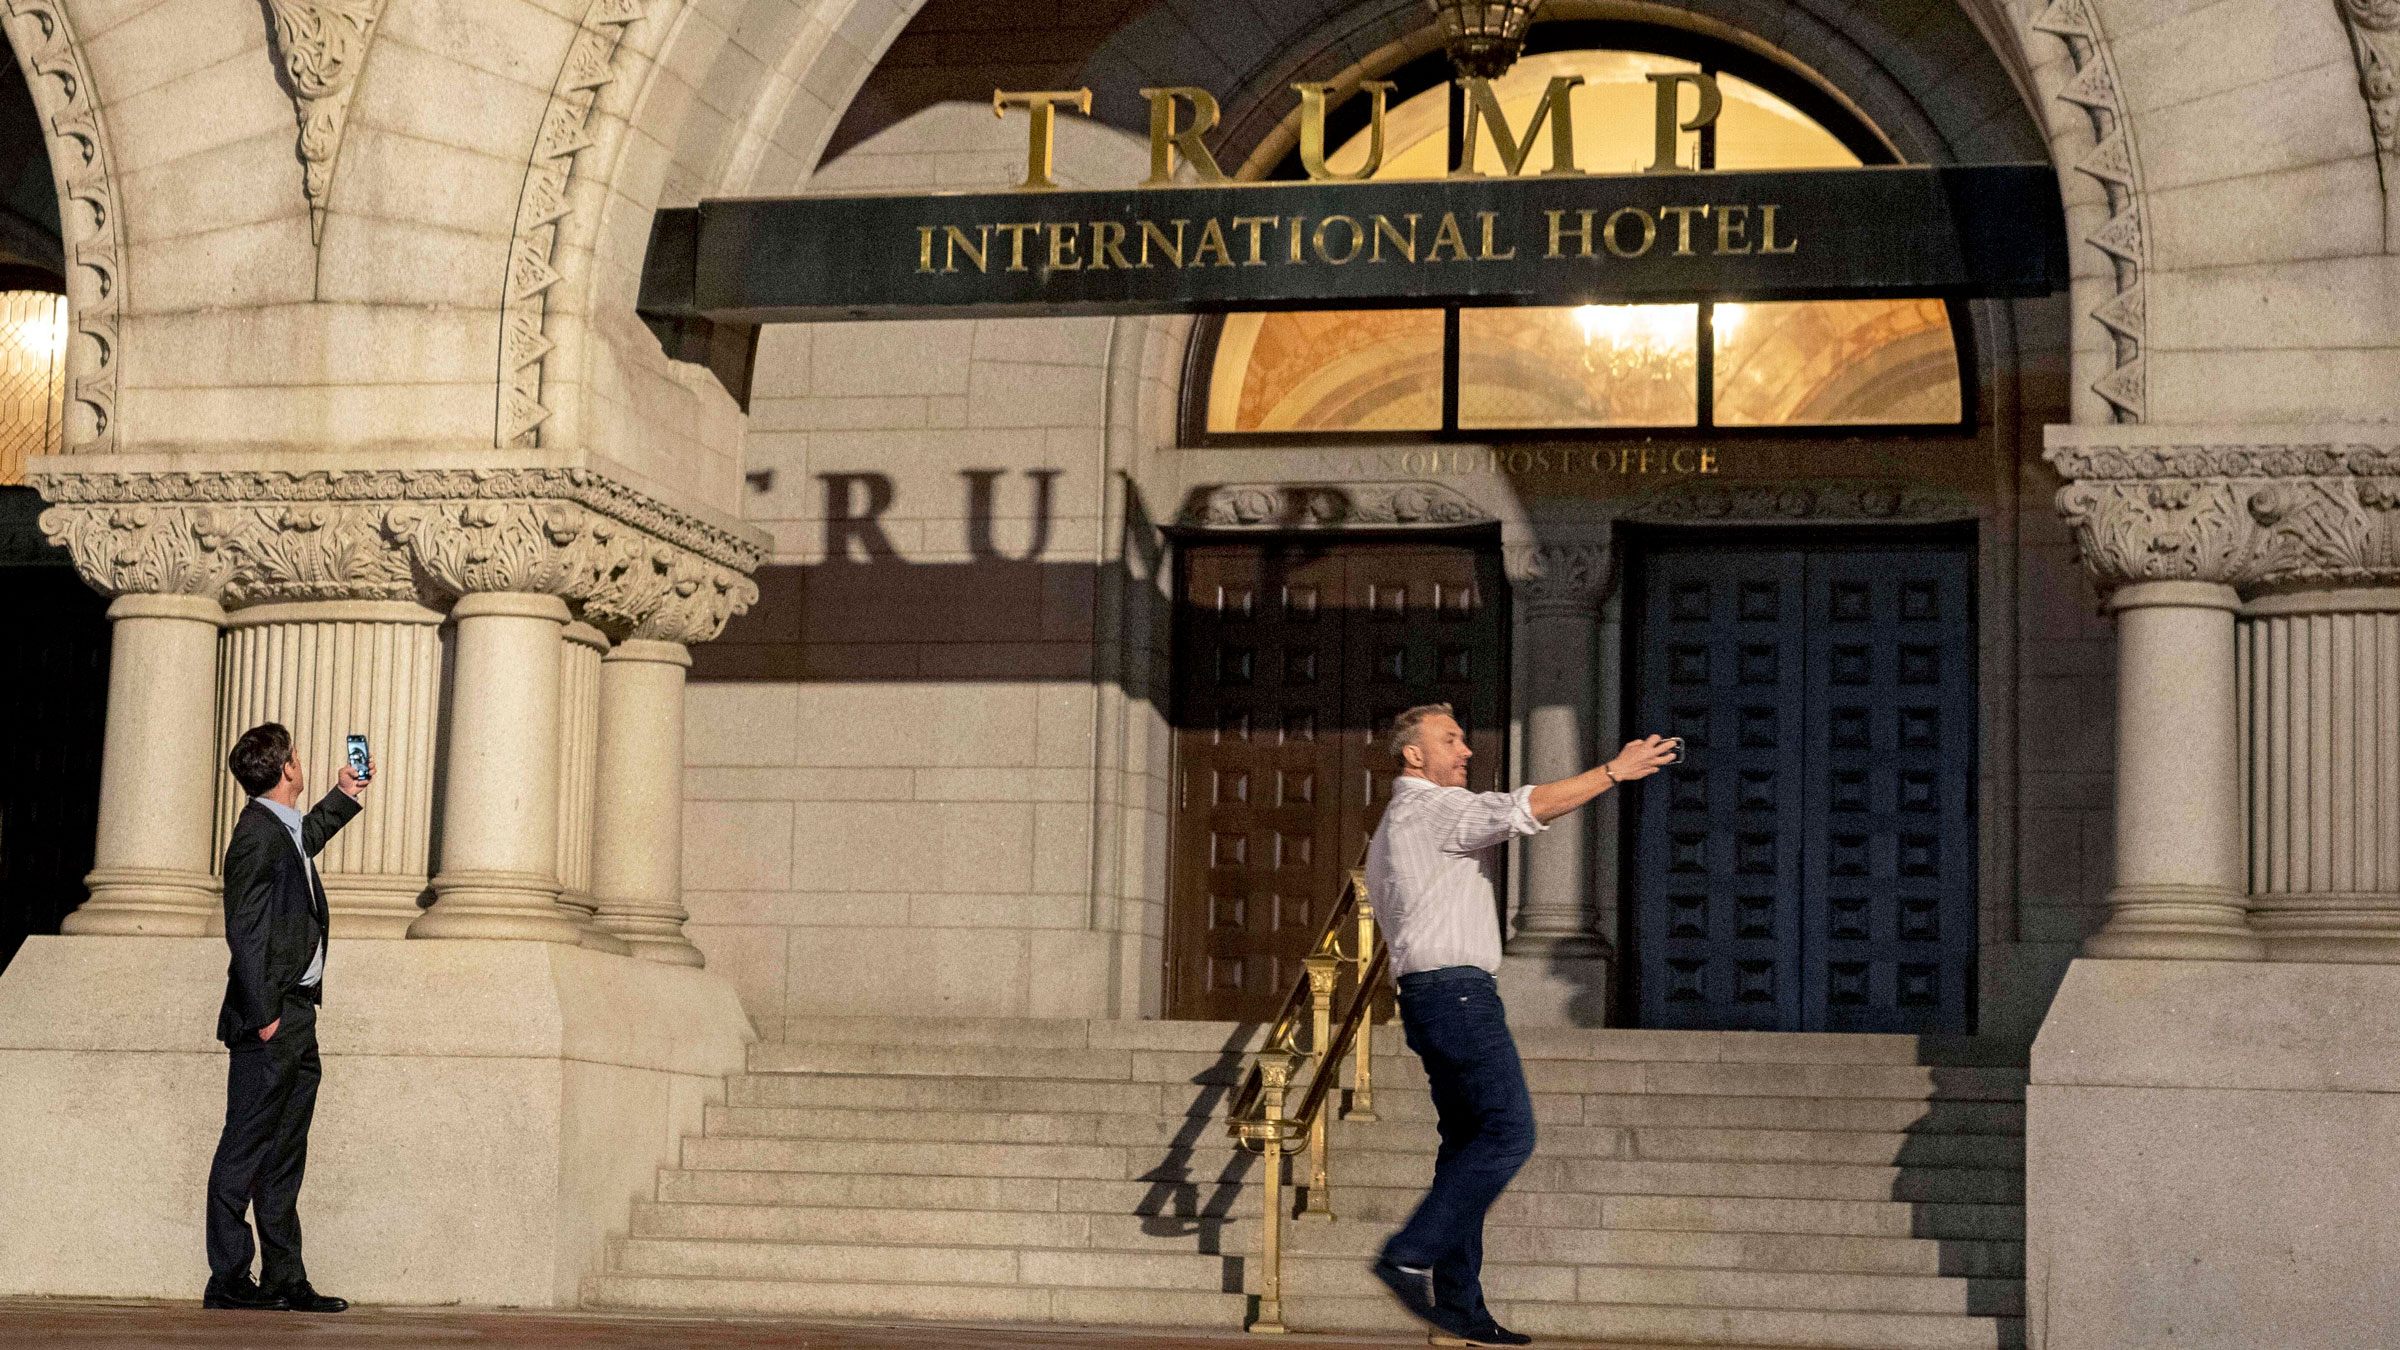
[201,722,370,1314]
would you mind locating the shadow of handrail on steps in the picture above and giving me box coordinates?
[1894,1035,2032,1350]
[1128,1022,1268,1296]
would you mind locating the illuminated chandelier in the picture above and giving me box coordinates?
[1425,0,1545,79]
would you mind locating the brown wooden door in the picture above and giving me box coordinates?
[1167,540,1507,1020]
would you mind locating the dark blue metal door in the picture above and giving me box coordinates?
[1629,537,1976,1033]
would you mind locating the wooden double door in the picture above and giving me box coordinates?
[1626,535,1978,1033]
[1167,539,1507,1021]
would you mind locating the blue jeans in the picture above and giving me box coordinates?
[1381,966,1537,1323]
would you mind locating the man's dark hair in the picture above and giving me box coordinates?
[228,723,295,798]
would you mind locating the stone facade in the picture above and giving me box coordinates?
[0,0,2394,1342]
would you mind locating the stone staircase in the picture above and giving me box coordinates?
[583,1018,2027,1348]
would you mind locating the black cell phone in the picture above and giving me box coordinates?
[1662,736,1685,764]
[345,734,371,782]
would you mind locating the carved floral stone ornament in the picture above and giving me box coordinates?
[263,0,386,245]
[2046,433,2400,592]
[1619,480,1975,524]
[1507,543,1613,615]
[1180,481,1492,530]
[28,468,763,644]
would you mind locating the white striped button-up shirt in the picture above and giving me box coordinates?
[1367,775,1547,977]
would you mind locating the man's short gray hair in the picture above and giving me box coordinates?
[1387,703,1456,758]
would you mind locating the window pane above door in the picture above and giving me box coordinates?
[1458,304,1699,429]
[1206,310,1445,433]
[1712,299,1961,426]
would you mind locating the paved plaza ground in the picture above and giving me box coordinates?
[0,1301,1775,1350]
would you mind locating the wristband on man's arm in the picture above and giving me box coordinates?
[1601,763,1619,784]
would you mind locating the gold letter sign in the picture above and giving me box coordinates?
[992,88,1093,190]
[1138,86,1231,185]
[1645,72,1723,172]
[1294,79,1396,181]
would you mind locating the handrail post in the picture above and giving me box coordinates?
[1349,878,1379,1122]
[1250,1057,1292,1334]
[1297,955,1339,1221]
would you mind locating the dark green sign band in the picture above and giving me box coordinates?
[642,164,2066,325]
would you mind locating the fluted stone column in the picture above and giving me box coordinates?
[2241,589,2400,961]
[591,639,704,966]
[212,601,443,937]
[555,621,628,954]
[2089,581,2262,960]
[411,593,582,943]
[1509,543,1613,960]
[66,594,226,934]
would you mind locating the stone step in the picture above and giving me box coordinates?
[656,1161,2020,1235]
[632,1202,1097,1248]
[742,1044,2026,1102]
[608,1235,2016,1319]
[1605,1194,2025,1241]
[722,1071,2027,1136]
[1292,1294,2023,1349]
[1248,1217,2024,1278]
[584,1274,2018,1349]
[729,1072,1192,1117]
[677,1134,2020,1204]
[774,1017,2027,1069]
[700,1107,2021,1171]
[627,1203,2020,1278]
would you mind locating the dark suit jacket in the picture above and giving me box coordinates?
[216,790,363,1045]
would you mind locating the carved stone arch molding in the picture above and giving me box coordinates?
[499,0,662,449]
[0,0,124,452]
[2008,0,2149,422]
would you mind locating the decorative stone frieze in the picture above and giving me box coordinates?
[0,0,125,450]
[27,467,763,641]
[1178,481,1492,529]
[262,0,386,245]
[1620,480,1977,524]
[2046,434,2400,592]
[1505,543,1613,617]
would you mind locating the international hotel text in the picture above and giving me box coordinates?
[920,74,1791,277]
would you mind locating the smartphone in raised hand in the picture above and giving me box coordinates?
[345,734,372,784]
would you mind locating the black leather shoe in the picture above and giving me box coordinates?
[1372,1258,1473,1339]
[265,1280,348,1313]
[1432,1321,1533,1347]
[201,1274,287,1310]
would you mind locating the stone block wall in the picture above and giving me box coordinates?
[681,104,1165,1031]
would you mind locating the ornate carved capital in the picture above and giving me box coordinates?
[1177,481,1493,530]
[1506,543,1612,616]
[27,466,764,641]
[263,0,386,246]
[2046,429,2400,591]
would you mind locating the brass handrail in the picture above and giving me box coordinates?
[1227,866,1387,1334]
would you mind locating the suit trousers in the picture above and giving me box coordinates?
[1380,966,1538,1324]
[204,993,320,1286]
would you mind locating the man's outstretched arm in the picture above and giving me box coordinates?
[1527,735,1679,824]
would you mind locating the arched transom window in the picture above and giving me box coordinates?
[1198,45,1965,439]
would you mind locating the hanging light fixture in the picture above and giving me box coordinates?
[1425,0,1546,79]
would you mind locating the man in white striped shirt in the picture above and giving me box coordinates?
[1367,703,1676,1347]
